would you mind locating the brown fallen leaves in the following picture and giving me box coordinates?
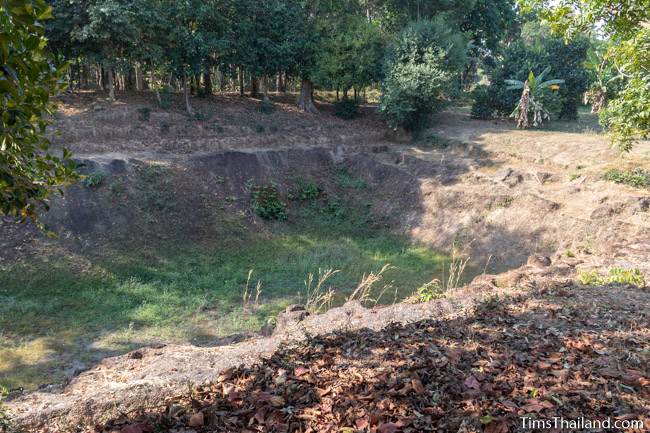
[102,288,649,433]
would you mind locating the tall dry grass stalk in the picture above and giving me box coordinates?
[242,269,263,312]
[347,264,394,306]
[304,268,339,313]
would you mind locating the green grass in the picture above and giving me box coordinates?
[0,224,454,391]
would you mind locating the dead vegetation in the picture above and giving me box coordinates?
[99,283,650,433]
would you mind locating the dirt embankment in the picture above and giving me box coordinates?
[3,94,650,431]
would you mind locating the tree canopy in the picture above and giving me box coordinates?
[0,0,77,222]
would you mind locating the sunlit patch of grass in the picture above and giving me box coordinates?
[0,227,456,391]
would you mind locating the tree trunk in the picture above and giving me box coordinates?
[515,80,530,129]
[203,68,212,96]
[151,70,161,105]
[297,79,318,113]
[250,76,259,98]
[260,76,270,102]
[135,63,144,91]
[239,68,244,96]
[183,74,194,115]
[81,63,89,89]
[106,66,115,101]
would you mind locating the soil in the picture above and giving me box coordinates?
[2,92,650,432]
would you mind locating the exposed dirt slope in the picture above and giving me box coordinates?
[3,95,650,431]
[7,263,650,432]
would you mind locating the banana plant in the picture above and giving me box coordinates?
[505,67,565,128]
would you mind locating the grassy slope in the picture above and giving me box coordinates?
[0,211,452,390]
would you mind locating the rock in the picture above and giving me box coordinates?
[629,196,650,212]
[527,254,551,268]
[495,167,523,187]
[188,411,204,427]
[273,305,310,335]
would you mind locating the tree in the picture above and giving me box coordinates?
[75,0,140,100]
[537,0,650,150]
[312,15,385,100]
[0,0,78,222]
[506,67,565,128]
[470,23,589,121]
[379,18,468,131]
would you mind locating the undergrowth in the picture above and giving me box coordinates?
[603,168,650,189]
[249,183,288,220]
[578,267,646,288]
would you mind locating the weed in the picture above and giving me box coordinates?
[242,270,263,312]
[82,171,105,187]
[259,100,274,114]
[289,179,321,201]
[409,279,444,303]
[304,268,339,313]
[159,85,173,109]
[250,183,288,220]
[347,264,393,306]
[321,197,344,219]
[255,124,266,134]
[210,123,224,133]
[138,166,173,211]
[603,168,650,189]
[159,120,170,134]
[213,175,225,184]
[109,181,125,196]
[336,168,366,189]
[193,111,212,121]
[569,173,581,181]
[334,99,359,119]
[565,250,575,258]
[137,106,152,121]
[578,267,646,288]
[0,385,10,431]
[421,133,452,149]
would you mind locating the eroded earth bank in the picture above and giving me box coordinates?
[2,95,649,431]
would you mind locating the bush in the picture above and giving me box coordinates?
[82,171,105,187]
[379,19,467,131]
[159,85,173,109]
[579,268,646,288]
[334,98,359,119]
[470,86,493,119]
[259,99,274,114]
[603,167,650,188]
[471,26,589,121]
[250,184,287,220]
[137,106,151,121]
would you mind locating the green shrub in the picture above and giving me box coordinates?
[334,99,359,119]
[470,85,493,119]
[379,18,467,131]
[193,111,211,121]
[603,168,650,188]
[250,184,287,220]
[159,85,173,109]
[471,25,589,121]
[82,171,105,187]
[336,168,366,189]
[259,99,274,114]
[255,124,265,134]
[159,120,170,134]
[413,279,444,302]
[137,106,152,121]
[578,267,646,288]
[289,179,321,201]
[0,385,10,431]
